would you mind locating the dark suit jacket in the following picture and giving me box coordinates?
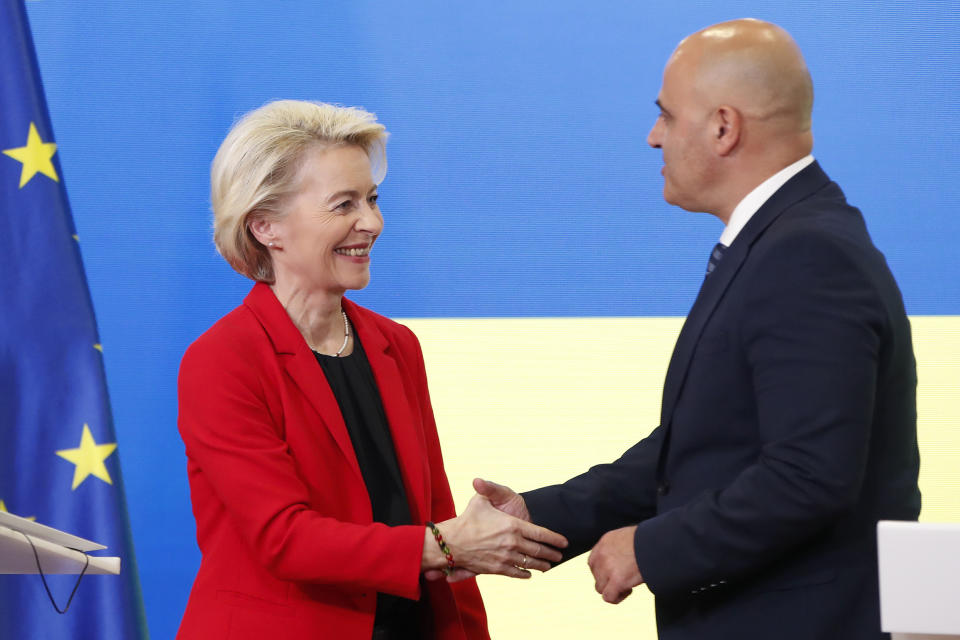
[177,283,488,640]
[524,162,920,639]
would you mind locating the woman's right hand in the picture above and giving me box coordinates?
[423,492,567,581]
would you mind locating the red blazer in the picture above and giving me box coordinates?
[177,283,489,639]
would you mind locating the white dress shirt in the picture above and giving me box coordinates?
[719,155,815,247]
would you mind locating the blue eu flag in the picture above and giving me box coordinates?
[0,0,148,636]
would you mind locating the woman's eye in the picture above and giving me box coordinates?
[335,200,355,212]
[368,193,379,205]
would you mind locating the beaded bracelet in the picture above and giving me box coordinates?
[426,521,455,576]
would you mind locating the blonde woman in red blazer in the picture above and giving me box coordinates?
[177,101,566,640]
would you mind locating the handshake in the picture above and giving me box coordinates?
[422,478,644,605]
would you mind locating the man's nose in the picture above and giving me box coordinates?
[647,119,663,149]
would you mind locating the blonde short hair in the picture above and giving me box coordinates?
[211,100,388,282]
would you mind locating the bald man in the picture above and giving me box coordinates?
[474,19,920,639]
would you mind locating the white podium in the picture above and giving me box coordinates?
[878,521,960,640]
[0,511,120,575]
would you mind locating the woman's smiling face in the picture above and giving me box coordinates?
[267,143,383,294]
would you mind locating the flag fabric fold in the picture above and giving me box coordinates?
[0,0,148,636]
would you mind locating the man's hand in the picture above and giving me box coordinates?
[473,477,530,521]
[587,525,644,604]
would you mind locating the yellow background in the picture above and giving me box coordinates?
[400,316,960,639]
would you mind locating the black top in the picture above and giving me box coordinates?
[313,332,426,635]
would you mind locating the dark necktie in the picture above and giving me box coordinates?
[706,242,727,277]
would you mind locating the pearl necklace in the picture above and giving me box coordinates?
[312,310,350,357]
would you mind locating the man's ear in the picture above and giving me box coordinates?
[248,216,278,248]
[712,105,742,156]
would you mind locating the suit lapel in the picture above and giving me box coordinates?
[344,299,429,524]
[243,283,364,485]
[659,243,745,427]
[659,161,832,429]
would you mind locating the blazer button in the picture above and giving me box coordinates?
[657,482,670,496]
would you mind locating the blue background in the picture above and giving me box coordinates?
[21,2,960,638]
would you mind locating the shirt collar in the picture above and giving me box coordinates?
[719,154,815,247]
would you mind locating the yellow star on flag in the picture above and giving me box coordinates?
[2,122,59,188]
[56,424,118,490]
[0,500,36,521]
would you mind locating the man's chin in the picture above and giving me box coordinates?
[662,187,684,209]
[663,190,708,215]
